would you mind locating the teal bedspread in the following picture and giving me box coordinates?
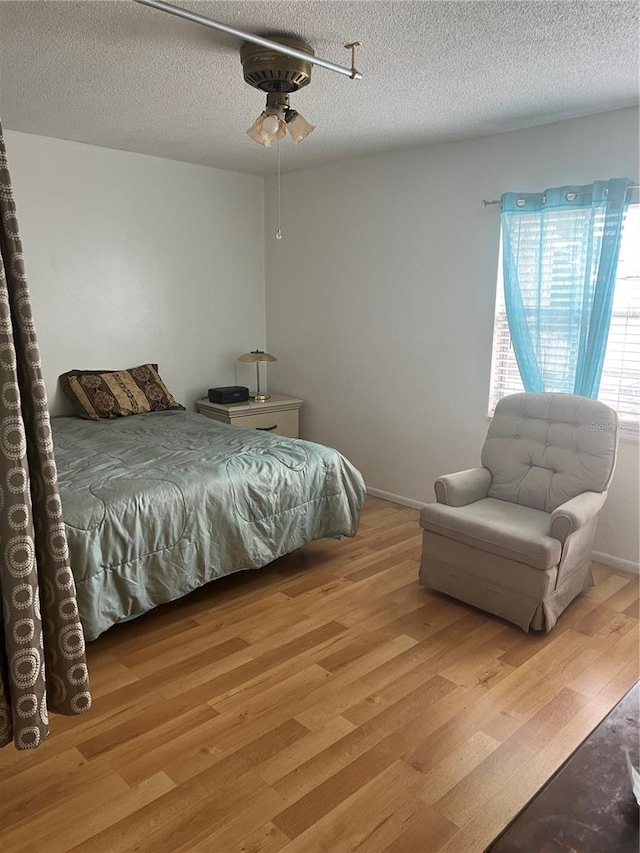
[52,412,366,640]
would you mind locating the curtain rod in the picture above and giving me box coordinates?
[132,0,363,80]
[482,184,640,209]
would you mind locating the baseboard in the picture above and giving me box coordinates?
[591,551,640,575]
[367,489,640,575]
[366,488,426,511]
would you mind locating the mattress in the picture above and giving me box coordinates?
[52,411,366,640]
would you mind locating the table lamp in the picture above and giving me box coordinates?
[237,350,277,402]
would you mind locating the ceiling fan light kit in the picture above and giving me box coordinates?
[133,0,361,145]
[245,91,315,148]
[133,0,361,235]
[241,37,318,147]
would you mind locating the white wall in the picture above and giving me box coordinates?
[265,108,640,568]
[6,130,265,415]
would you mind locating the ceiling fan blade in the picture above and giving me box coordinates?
[133,0,362,80]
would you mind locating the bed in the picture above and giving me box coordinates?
[51,411,366,640]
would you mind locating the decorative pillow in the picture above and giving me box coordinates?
[60,363,184,420]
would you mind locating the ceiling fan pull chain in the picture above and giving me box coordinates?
[276,139,282,240]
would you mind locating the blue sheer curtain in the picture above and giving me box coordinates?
[501,178,633,398]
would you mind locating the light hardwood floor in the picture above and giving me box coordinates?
[0,497,638,853]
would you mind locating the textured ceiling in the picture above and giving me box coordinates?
[0,1,637,175]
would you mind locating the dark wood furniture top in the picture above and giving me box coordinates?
[488,682,640,852]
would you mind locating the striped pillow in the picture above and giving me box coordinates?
[60,363,184,419]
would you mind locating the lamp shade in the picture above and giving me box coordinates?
[237,350,278,364]
[286,112,315,145]
[246,113,286,147]
[237,350,277,403]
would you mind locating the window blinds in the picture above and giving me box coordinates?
[489,204,639,431]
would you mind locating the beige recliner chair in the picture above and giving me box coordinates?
[419,393,618,632]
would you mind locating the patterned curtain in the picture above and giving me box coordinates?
[0,121,91,750]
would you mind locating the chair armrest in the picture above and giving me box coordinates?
[434,467,492,507]
[549,491,608,544]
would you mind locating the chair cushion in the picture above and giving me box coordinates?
[482,393,617,513]
[419,497,561,570]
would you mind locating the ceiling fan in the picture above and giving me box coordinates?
[133,0,362,147]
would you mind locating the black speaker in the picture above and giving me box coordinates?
[208,386,250,404]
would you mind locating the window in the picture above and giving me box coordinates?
[489,204,640,432]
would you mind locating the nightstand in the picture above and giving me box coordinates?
[196,393,304,439]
